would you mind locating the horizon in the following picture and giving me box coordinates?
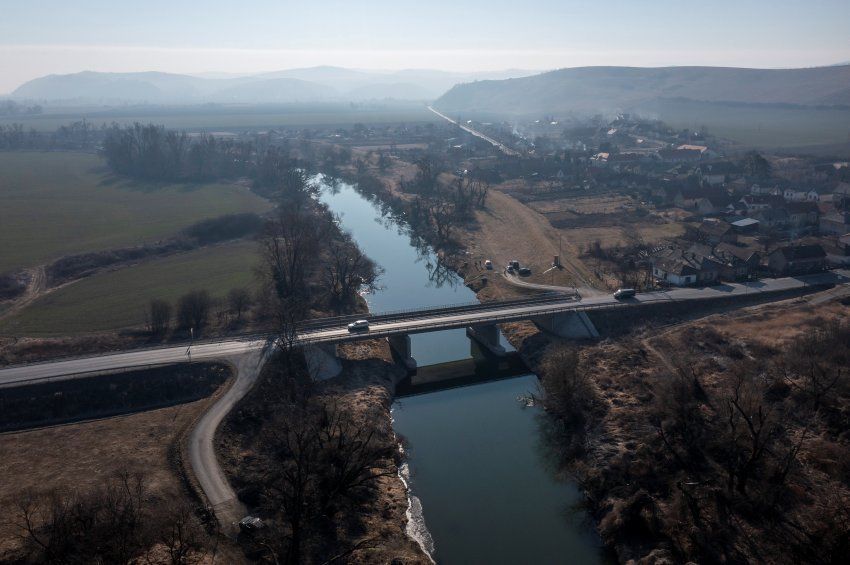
[2,0,848,94]
[5,60,850,97]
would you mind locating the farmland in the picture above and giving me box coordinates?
[0,151,271,273]
[0,103,440,132]
[0,240,259,336]
[648,99,850,149]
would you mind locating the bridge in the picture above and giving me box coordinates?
[1,269,847,387]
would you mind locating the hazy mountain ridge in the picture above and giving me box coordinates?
[433,65,850,117]
[10,67,537,104]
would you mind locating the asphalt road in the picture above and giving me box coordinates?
[427,106,521,156]
[2,270,847,388]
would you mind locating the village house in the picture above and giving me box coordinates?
[731,217,760,234]
[697,219,736,244]
[651,246,722,286]
[713,243,762,280]
[674,188,734,215]
[786,201,820,228]
[781,188,820,202]
[740,194,783,212]
[768,244,827,275]
[696,161,741,187]
[652,256,699,286]
[754,207,790,231]
[750,184,781,196]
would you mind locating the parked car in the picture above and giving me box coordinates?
[239,516,265,534]
[509,260,520,270]
[484,259,493,270]
[506,265,515,273]
[518,267,532,276]
[613,288,636,299]
[347,319,370,332]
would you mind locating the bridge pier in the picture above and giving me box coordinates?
[534,311,599,339]
[466,324,507,356]
[303,343,343,380]
[387,334,417,372]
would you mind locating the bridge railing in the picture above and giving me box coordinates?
[297,291,574,329]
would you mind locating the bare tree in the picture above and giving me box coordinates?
[716,369,781,495]
[324,235,382,312]
[260,401,397,565]
[177,290,212,333]
[155,502,207,565]
[227,287,253,323]
[147,299,172,337]
[259,206,330,304]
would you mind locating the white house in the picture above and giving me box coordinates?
[783,188,808,202]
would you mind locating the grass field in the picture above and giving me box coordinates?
[0,152,271,273]
[0,240,259,336]
[648,99,850,149]
[0,104,440,132]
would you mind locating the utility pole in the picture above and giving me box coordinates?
[186,327,194,363]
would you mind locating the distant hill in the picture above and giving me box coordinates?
[212,77,336,103]
[11,67,536,104]
[434,65,850,117]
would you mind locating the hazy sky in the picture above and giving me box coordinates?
[2,0,848,93]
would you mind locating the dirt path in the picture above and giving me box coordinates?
[0,266,46,323]
[188,350,266,534]
[462,190,603,299]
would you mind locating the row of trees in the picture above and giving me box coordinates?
[102,123,256,182]
[146,287,253,337]
[0,120,101,151]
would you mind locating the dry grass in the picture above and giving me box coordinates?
[566,291,850,562]
[0,395,220,556]
[561,221,685,250]
[458,190,601,297]
[527,194,635,215]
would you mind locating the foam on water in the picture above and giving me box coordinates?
[398,459,436,561]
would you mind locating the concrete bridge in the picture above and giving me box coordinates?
[299,269,849,379]
[2,269,847,387]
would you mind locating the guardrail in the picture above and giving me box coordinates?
[295,281,831,346]
[4,271,842,373]
[297,292,575,329]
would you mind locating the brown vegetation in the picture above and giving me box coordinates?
[217,346,428,564]
[0,390,226,561]
[535,295,850,563]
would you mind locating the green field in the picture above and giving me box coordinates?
[649,100,850,149]
[0,105,439,132]
[0,152,271,273]
[0,240,259,336]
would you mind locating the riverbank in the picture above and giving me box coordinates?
[215,338,430,563]
[342,156,850,562]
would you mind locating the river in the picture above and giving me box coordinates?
[318,178,603,563]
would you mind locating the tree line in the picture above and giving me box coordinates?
[0,120,101,151]
[12,471,215,564]
[102,123,255,182]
